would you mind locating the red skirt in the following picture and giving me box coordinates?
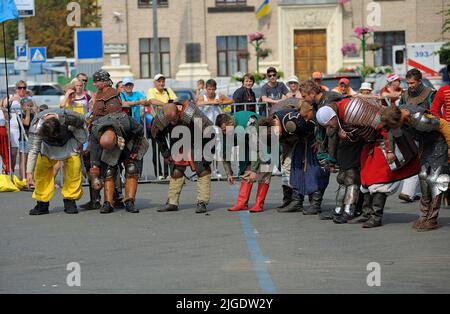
[360,142,420,187]
[0,126,10,173]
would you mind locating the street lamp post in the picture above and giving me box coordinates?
[152,0,160,76]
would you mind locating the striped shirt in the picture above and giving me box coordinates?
[431,85,450,124]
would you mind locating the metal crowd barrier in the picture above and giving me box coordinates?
[138,102,270,183]
[1,102,271,186]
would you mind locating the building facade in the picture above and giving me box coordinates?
[101,0,450,80]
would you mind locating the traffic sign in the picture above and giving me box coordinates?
[30,47,47,63]
[75,28,103,61]
[14,40,28,61]
[14,0,35,17]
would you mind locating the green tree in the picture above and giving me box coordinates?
[438,7,450,64]
[1,0,100,59]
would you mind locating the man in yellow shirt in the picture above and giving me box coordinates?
[146,74,177,179]
[146,74,178,108]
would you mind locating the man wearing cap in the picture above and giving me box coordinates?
[26,109,88,215]
[332,78,357,97]
[151,101,214,214]
[120,78,148,124]
[147,74,178,106]
[89,112,149,214]
[381,73,403,106]
[312,72,329,92]
[261,67,289,113]
[146,74,177,179]
[92,70,123,120]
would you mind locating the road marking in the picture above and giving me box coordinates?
[231,185,276,294]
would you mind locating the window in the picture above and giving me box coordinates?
[217,36,248,77]
[138,0,168,8]
[140,38,171,78]
[374,31,405,66]
[40,86,63,96]
[216,0,246,6]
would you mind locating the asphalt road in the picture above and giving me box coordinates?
[1,176,450,294]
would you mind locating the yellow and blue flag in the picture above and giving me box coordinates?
[0,0,19,23]
[256,0,270,19]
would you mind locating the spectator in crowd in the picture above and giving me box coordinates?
[115,81,124,93]
[195,79,207,98]
[146,74,177,179]
[261,67,289,113]
[1,81,38,181]
[197,79,233,124]
[233,73,257,112]
[120,78,147,124]
[358,82,373,96]
[439,64,450,84]
[0,104,9,174]
[197,79,234,179]
[312,72,329,91]
[286,75,302,99]
[76,73,89,88]
[60,79,91,115]
[332,78,357,97]
[380,74,403,106]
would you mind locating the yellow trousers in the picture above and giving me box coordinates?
[32,154,83,202]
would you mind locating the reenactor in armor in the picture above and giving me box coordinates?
[151,101,214,214]
[26,109,88,215]
[89,112,149,214]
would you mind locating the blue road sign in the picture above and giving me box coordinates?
[15,40,28,60]
[30,47,47,63]
[75,28,103,61]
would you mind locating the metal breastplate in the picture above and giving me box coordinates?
[341,98,382,141]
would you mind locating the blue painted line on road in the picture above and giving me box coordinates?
[230,185,276,294]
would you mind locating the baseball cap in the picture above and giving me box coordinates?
[122,78,135,86]
[360,82,373,91]
[154,74,166,81]
[266,67,277,75]
[312,72,323,79]
[339,78,350,85]
[387,73,400,83]
[287,76,300,84]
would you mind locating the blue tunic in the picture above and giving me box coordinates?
[290,138,330,196]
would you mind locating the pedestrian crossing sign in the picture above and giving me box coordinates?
[30,47,47,63]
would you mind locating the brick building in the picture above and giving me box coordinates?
[101,0,450,80]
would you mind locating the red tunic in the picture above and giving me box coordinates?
[360,130,420,187]
[335,98,420,186]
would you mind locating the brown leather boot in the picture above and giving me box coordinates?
[124,175,139,213]
[412,197,430,230]
[101,178,115,214]
[417,195,441,232]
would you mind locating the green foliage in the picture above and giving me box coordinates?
[357,66,375,78]
[439,8,450,64]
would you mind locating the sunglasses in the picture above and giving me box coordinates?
[17,86,27,90]
[268,74,277,78]
[82,79,88,83]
